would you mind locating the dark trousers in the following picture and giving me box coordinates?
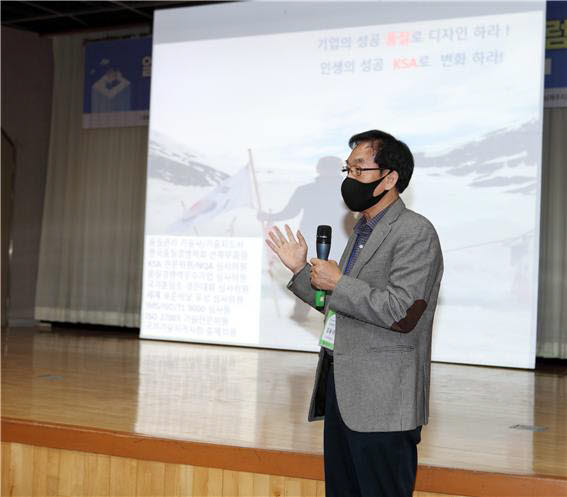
[324,362,421,497]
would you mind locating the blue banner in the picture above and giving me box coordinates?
[545,1,567,107]
[83,36,152,128]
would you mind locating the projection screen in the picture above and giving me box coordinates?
[141,1,546,368]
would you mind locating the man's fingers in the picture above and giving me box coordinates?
[284,224,296,243]
[310,261,318,280]
[265,239,278,253]
[269,231,281,247]
[297,230,307,248]
[272,226,287,244]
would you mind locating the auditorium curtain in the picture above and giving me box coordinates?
[537,107,567,359]
[35,29,149,327]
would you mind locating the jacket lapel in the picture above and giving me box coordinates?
[339,231,357,271]
[348,198,406,278]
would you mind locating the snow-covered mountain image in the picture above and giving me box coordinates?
[148,129,229,187]
[145,130,236,235]
[145,130,260,237]
[415,119,539,195]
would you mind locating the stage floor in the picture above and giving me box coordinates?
[2,326,566,480]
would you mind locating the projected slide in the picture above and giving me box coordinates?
[141,2,545,368]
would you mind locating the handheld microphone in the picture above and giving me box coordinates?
[316,225,332,261]
[315,225,332,308]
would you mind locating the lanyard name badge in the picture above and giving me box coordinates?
[319,310,336,350]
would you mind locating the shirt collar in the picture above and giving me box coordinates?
[354,205,391,235]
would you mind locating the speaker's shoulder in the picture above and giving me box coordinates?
[397,207,437,234]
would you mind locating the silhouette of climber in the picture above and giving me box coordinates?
[259,156,354,322]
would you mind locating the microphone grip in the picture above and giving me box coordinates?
[316,243,330,261]
[315,243,330,308]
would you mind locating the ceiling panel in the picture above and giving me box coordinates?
[1,2,49,22]
[38,1,111,14]
[1,1,226,35]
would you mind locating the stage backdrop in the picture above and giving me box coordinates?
[141,1,546,368]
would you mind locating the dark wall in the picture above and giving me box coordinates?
[1,26,53,325]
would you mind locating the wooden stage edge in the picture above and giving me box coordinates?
[2,417,567,497]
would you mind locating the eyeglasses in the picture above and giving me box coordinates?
[341,160,384,178]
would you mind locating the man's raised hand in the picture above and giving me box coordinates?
[265,224,308,275]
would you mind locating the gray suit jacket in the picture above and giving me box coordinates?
[288,198,443,432]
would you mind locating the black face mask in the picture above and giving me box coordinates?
[341,172,390,212]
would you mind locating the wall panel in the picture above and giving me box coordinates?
[0,442,466,497]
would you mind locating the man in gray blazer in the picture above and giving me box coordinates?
[266,130,443,497]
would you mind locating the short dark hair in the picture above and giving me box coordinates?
[348,130,414,193]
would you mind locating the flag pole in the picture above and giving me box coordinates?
[248,148,281,317]
[248,148,262,212]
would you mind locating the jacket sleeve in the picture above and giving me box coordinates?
[286,263,325,314]
[328,223,443,332]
